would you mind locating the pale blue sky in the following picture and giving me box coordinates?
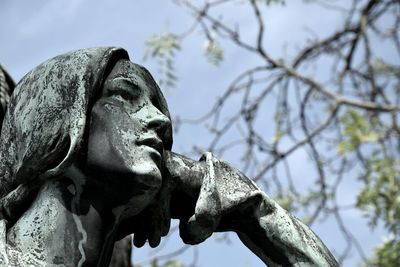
[0,1,389,266]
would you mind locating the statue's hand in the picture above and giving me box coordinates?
[165,152,263,245]
[119,151,263,247]
[116,165,173,248]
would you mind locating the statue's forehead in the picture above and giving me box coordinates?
[104,59,170,117]
[107,60,150,86]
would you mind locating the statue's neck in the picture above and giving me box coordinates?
[6,166,118,266]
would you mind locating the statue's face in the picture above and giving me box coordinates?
[86,60,171,213]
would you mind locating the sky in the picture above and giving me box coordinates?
[0,1,390,266]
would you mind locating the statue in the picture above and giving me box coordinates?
[0,65,15,127]
[0,47,339,266]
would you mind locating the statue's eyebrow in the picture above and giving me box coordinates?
[110,76,139,89]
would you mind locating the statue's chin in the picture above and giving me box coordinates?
[98,162,162,210]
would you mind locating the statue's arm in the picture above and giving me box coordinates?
[166,152,339,267]
[232,193,338,266]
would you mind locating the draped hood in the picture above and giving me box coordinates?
[0,47,129,201]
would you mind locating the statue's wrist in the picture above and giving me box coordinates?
[216,198,260,233]
[226,193,276,234]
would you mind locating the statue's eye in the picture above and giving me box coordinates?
[109,88,134,101]
[106,78,139,102]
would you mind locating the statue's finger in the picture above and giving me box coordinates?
[157,193,171,237]
[148,231,161,248]
[133,231,147,248]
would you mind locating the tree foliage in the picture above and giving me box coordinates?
[144,32,181,89]
[144,0,399,266]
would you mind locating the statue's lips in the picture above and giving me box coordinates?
[137,137,163,158]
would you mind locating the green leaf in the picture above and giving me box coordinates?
[357,157,400,235]
[203,40,224,66]
[272,129,285,142]
[144,32,181,90]
[161,259,183,267]
[336,109,380,155]
[372,237,400,267]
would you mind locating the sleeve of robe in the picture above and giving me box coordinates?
[180,152,339,267]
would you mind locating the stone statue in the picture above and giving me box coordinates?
[0,65,15,127]
[0,47,339,266]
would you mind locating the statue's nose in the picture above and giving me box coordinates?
[145,106,171,135]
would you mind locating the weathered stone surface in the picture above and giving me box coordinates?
[0,47,131,266]
[0,47,338,266]
[167,152,339,266]
[0,47,128,221]
[0,65,15,127]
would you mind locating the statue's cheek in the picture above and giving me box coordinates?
[86,101,162,202]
